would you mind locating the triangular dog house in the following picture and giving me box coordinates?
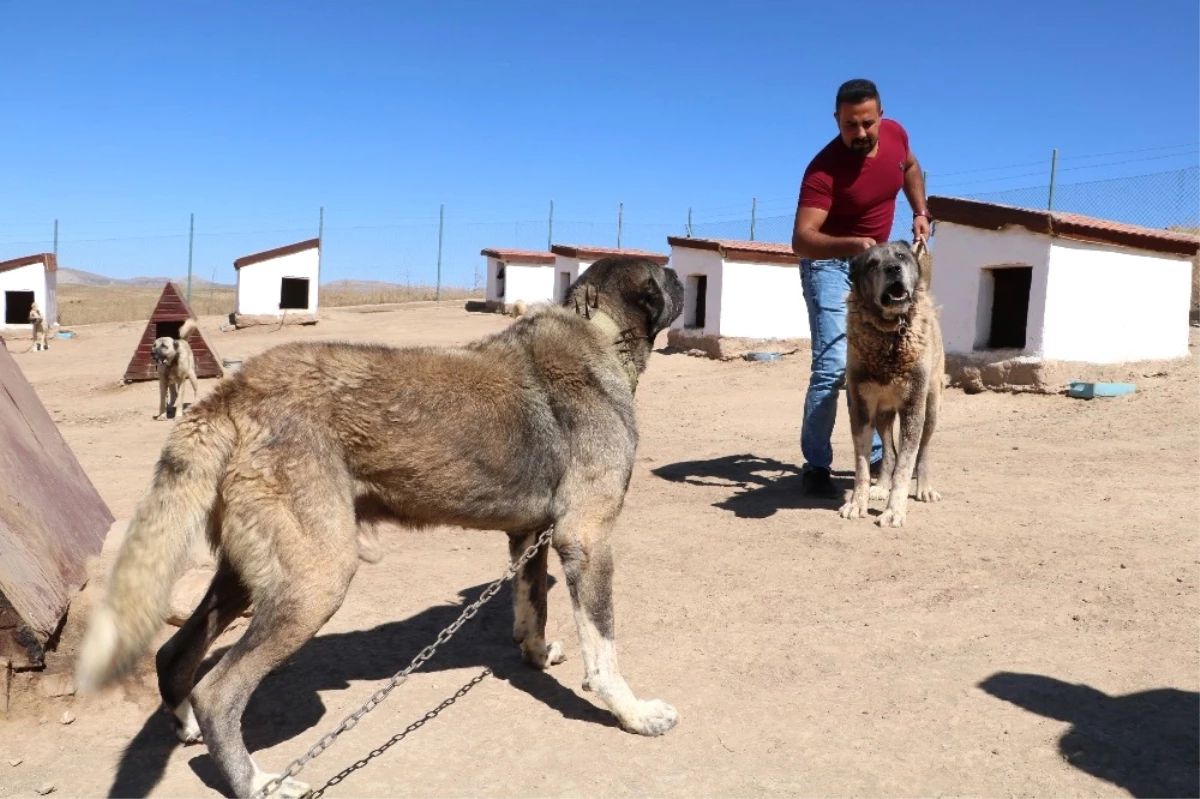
[122,281,224,382]
[0,337,114,668]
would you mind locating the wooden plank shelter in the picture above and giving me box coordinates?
[122,281,224,382]
[0,336,114,668]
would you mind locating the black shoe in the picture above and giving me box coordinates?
[801,468,840,499]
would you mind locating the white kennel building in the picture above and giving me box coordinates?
[233,237,320,326]
[927,196,1199,387]
[0,253,58,331]
[481,248,558,311]
[549,244,671,303]
[665,236,808,358]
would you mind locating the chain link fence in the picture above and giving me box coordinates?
[1,166,1195,301]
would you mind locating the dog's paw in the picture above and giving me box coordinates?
[868,484,890,501]
[251,773,310,799]
[915,486,941,503]
[169,701,203,744]
[621,699,679,737]
[838,499,868,520]
[877,509,907,528]
[522,639,566,669]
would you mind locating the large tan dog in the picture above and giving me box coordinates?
[151,318,200,420]
[838,240,944,527]
[75,256,685,798]
[28,301,48,351]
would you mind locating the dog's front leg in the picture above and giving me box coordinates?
[878,385,928,528]
[869,409,897,501]
[838,382,874,519]
[154,375,169,420]
[508,529,565,668]
[554,512,677,736]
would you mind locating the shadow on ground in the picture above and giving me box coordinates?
[979,671,1199,799]
[107,575,615,798]
[651,452,851,518]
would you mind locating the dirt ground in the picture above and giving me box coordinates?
[1,304,1197,799]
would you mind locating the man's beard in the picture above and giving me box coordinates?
[849,135,876,153]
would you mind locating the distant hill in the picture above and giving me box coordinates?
[56,267,234,289]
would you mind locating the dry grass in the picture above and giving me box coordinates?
[56,283,479,326]
[320,284,478,307]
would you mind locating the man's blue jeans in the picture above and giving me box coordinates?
[799,257,883,473]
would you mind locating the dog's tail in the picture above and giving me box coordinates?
[178,318,198,340]
[75,398,236,693]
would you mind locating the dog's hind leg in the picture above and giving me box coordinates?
[184,371,199,414]
[190,481,358,798]
[155,557,251,744]
[553,500,677,737]
[508,529,565,669]
[913,388,941,503]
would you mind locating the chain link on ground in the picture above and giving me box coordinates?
[251,526,555,799]
[306,667,493,799]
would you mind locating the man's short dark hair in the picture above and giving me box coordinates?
[836,79,880,109]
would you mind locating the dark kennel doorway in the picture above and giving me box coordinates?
[5,291,35,325]
[985,266,1033,349]
[155,320,186,340]
[686,275,708,329]
[280,277,311,310]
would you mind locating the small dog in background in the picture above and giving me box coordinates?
[28,302,48,351]
[151,318,200,420]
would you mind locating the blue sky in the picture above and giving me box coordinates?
[1,0,1197,287]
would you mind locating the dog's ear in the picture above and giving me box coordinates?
[633,265,684,338]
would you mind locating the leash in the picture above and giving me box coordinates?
[252,525,556,799]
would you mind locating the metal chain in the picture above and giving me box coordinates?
[306,667,493,799]
[252,526,555,799]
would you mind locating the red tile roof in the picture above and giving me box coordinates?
[0,253,58,274]
[666,236,798,265]
[550,244,670,266]
[479,248,556,265]
[233,238,321,270]
[927,196,1199,257]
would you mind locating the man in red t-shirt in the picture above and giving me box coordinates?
[790,78,930,499]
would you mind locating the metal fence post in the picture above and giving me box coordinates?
[617,202,623,248]
[548,199,554,250]
[436,203,444,301]
[1048,149,1059,211]
[687,207,693,238]
[750,197,757,241]
[317,205,324,288]
[53,219,58,258]
[187,213,194,304]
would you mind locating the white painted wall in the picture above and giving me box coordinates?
[720,259,809,339]
[495,260,556,305]
[486,257,503,302]
[930,221,1193,363]
[668,247,807,340]
[0,263,52,329]
[553,255,582,302]
[236,248,320,316]
[929,223,1051,355]
[667,247,723,336]
[1042,239,1192,362]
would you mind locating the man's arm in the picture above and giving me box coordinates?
[792,204,875,260]
[903,150,931,241]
